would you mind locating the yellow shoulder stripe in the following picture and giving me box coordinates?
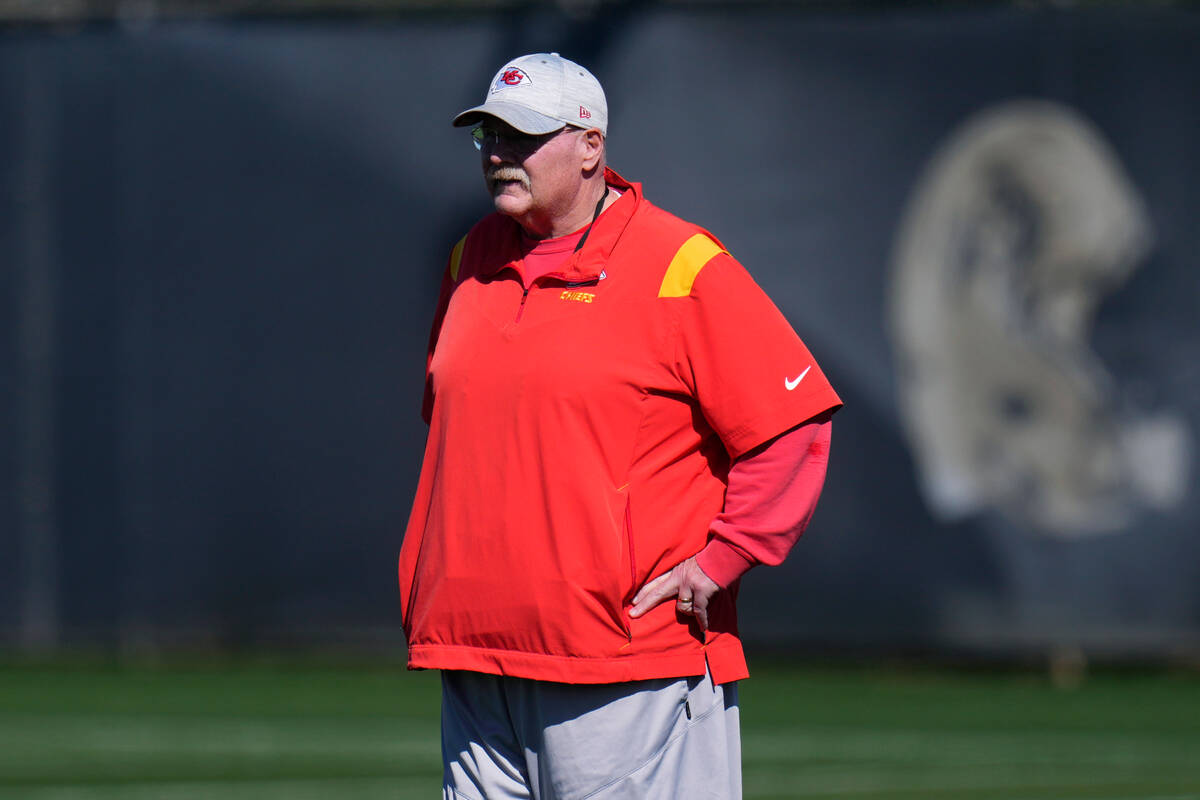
[658,234,726,298]
[448,235,467,282]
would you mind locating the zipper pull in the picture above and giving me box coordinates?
[515,287,530,323]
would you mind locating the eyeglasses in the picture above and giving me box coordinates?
[471,124,573,153]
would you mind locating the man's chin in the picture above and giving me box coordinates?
[492,191,530,217]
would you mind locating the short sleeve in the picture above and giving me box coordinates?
[671,251,841,458]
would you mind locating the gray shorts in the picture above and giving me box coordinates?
[440,666,741,800]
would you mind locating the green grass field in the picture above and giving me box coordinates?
[1,657,1197,799]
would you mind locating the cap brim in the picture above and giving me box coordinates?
[452,100,566,135]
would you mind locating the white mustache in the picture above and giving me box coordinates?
[487,166,531,192]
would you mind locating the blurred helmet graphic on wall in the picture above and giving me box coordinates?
[889,100,1190,537]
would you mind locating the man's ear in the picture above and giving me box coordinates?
[580,129,605,171]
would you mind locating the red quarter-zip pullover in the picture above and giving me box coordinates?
[398,168,842,684]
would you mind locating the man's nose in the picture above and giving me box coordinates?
[484,140,517,162]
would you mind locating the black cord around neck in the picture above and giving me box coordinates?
[573,187,610,254]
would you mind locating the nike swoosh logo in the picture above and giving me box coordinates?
[784,366,812,391]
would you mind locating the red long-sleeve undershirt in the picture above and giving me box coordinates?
[695,411,834,588]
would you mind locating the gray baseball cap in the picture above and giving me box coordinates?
[453,52,608,137]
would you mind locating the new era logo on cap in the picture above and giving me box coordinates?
[579,106,591,119]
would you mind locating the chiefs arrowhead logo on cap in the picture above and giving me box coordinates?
[491,67,532,93]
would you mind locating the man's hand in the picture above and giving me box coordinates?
[629,556,721,630]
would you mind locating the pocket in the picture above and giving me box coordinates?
[621,490,638,607]
[559,484,636,647]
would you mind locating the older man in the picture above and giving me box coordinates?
[398,52,841,799]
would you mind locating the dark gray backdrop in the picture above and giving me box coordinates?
[2,5,1198,657]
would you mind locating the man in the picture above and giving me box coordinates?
[399,52,841,799]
